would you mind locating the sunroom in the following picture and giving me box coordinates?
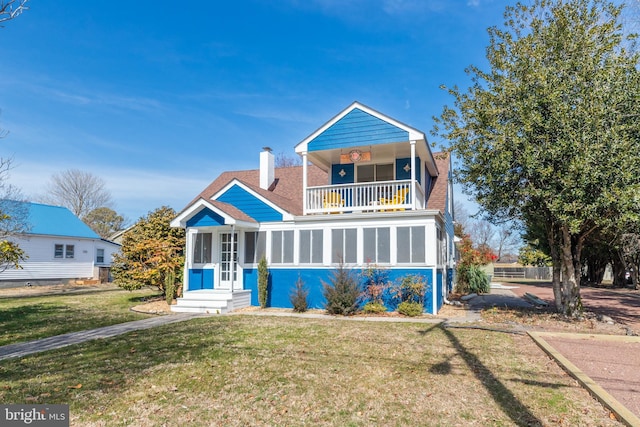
[295,102,439,215]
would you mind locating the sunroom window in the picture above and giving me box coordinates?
[363,227,390,263]
[244,231,266,264]
[272,230,293,263]
[299,229,323,264]
[397,226,425,263]
[331,228,356,263]
[193,233,212,264]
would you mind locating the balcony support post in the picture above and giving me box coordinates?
[302,152,308,215]
[410,140,417,209]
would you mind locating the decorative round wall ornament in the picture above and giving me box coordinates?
[349,149,363,162]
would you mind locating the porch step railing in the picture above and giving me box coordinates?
[305,179,424,215]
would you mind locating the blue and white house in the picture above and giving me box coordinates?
[0,202,121,286]
[171,102,455,314]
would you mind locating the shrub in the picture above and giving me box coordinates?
[388,274,428,315]
[360,263,390,308]
[111,206,185,295]
[258,256,269,308]
[322,262,360,315]
[457,265,490,294]
[398,301,423,317]
[455,233,495,294]
[397,274,427,304]
[363,301,386,314]
[290,276,309,313]
[164,269,176,306]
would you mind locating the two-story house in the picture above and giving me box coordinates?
[170,102,455,314]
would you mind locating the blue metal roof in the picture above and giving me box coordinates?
[15,202,100,239]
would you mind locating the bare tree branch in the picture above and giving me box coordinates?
[39,169,113,219]
[0,0,29,25]
[275,152,302,168]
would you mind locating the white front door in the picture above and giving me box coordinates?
[219,232,238,290]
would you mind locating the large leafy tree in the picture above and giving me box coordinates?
[111,206,185,300]
[83,207,126,239]
[434,0,640,315]
[0,199,28,271]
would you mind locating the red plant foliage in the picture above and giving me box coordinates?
[458,234,496,267]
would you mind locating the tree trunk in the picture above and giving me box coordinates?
[584,254,606,286]
[557,225,583,316]
[547,221,563,311]
[612,251,627,288]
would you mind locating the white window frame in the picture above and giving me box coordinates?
[54,243,75,259]
[96,248,105,264]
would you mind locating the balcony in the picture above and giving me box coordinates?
[305,179,425,215]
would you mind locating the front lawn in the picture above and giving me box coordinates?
[0,315,618,426]
[0,288,160,346]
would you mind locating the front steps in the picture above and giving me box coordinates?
[171,289,252,314]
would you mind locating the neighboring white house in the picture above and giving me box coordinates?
[0,202,120,286]
[171,102,456,314]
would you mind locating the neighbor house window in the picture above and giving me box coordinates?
[299,229,323,264]
[193,232,212,264]
[363,228,390,264]
[271,230,293,263]
[397,226,425,263]
[96,248,105,264]
[55,244,75,259]
[244,231,266,264]
[331,228,357,263]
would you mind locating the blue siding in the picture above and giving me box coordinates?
[309,108,409,152]
[425,173,433,196]
[186,208,225,227]
[395,157,422,183]
[436,270,444,311]
[188,268,214,290]
[243,267,436,313]
[216,184,282,222]
[331,163,354,184]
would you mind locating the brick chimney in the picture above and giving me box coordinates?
[260,147,275,190]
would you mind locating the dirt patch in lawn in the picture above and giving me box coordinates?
[131,298,173,315]
[0,283,119,298]
[480,306,634,335]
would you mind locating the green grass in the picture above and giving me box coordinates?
[0,315,618,426]
[0,288,160,346]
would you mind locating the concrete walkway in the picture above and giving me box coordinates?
[0,313,201,361]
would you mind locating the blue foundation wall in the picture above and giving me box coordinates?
[436,270,444,310]
[243,267,440,313]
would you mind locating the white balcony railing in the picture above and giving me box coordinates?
[305,179,425,215]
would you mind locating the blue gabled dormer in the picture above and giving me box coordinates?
[308,107,410,152]
[295,101,439,215]
[215,183,283,223]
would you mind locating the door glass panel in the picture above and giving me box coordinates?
[376,164,394,181]
[220,233,238,283]
[357,165,374,182]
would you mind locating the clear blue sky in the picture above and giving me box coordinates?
[1,0,513,221]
